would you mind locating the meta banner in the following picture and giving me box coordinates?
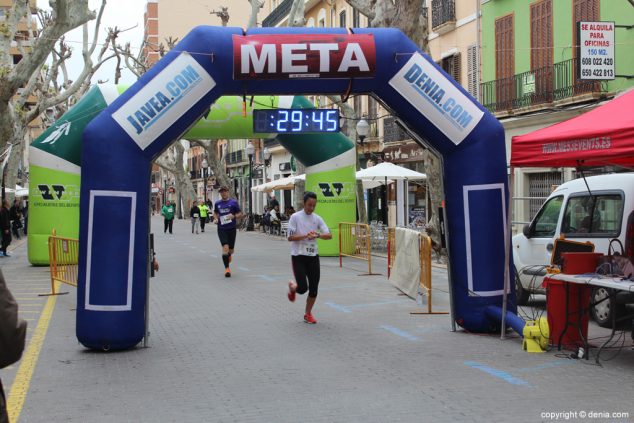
[389,53,483,145]
[233,34,376,80]
[112,53,216,150]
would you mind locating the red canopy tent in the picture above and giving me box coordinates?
[511,89,634,168]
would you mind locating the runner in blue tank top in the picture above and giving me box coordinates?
[213,186,242,277]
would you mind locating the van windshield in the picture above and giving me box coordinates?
[562,193,623,237]
[532,196,563,237]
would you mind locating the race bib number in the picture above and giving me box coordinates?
[220,215,232,225]
[303,241,317,256]
[193,214,199,218]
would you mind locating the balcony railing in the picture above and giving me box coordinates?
[480,58,605,114]
[225,150,244,165]
[262,0,293,27]
[431,0,455,30]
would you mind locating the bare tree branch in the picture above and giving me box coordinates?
[3,0,96,99]
[345,0,376,20]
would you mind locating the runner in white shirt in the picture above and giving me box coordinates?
[286,192,332,324]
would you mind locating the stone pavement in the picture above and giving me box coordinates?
[1,216,633,422]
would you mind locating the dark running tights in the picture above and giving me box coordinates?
[291,255,320,298]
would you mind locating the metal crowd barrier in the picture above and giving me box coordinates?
[338,222,378,275]
[46,233,79,296]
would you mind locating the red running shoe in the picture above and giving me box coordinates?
[304,313,317,324]
[224,268,231,277]
[287,281,296,302]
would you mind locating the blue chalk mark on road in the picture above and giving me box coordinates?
[464,361,531,387]
[380,325,419,341]
[324,302,352,313]
[238,267,250,272]
[258,274,275,282]
[348,300,405,309]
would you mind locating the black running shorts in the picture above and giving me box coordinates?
[218,228,237,249]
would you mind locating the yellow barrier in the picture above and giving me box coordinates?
[388,228,447,315]
[46,234,79,296]
[339,222,378,275]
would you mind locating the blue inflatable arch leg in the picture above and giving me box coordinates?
[79,26,514,350]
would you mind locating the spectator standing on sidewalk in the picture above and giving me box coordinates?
[0,269,27,422]
[9,200,22,240]
[213,186,242,277]
[190,200,201,234]
[0,201,11,257]
[22,200,28,235]
[162,200,175,234]
[286,192,332,324]
[198,200,210,233]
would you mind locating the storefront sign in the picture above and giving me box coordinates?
[577,21,615,80]
[233,34,376,79]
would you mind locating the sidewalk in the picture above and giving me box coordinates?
[1,216,633,422]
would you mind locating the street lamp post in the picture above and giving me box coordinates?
[262,146,271,209]
[163,177,167,205]
[245,141,255,231]
[356,118,371,222]
[201,158,209,203]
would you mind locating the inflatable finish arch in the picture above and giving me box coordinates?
[28,88,354,264]
[79,27,514,350]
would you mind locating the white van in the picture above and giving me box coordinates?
[513,173,634,326]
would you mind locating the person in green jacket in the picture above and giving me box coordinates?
[162,200,175,234]
[198,200,210,233]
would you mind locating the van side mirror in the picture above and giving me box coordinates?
[522,224,531,238]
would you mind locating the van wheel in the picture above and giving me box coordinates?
[591,287,625,328]
[515,266,530,306]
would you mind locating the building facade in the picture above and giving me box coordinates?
[480,0,634,230]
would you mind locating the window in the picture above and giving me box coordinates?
[530,0,553,102]
[319,18,325,28]
[573,0,600,94]
[531,196,563,237]
[440,54,461,85]
[467,44,478,98]
[339,10,346,28]
[495,14,514,107]
[353,9,360,27]
[562,193,623,237]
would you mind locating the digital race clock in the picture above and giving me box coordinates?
[253,109,340,133]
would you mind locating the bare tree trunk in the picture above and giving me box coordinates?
[347,0,440,248]
[172,142,195,218]
[247,0,265,29]
[294,161,306,211]
[421,149,445,262]
[190,139,234,199]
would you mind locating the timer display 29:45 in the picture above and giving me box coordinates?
[253,109,340,133]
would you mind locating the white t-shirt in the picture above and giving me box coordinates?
[288,210,330,256]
